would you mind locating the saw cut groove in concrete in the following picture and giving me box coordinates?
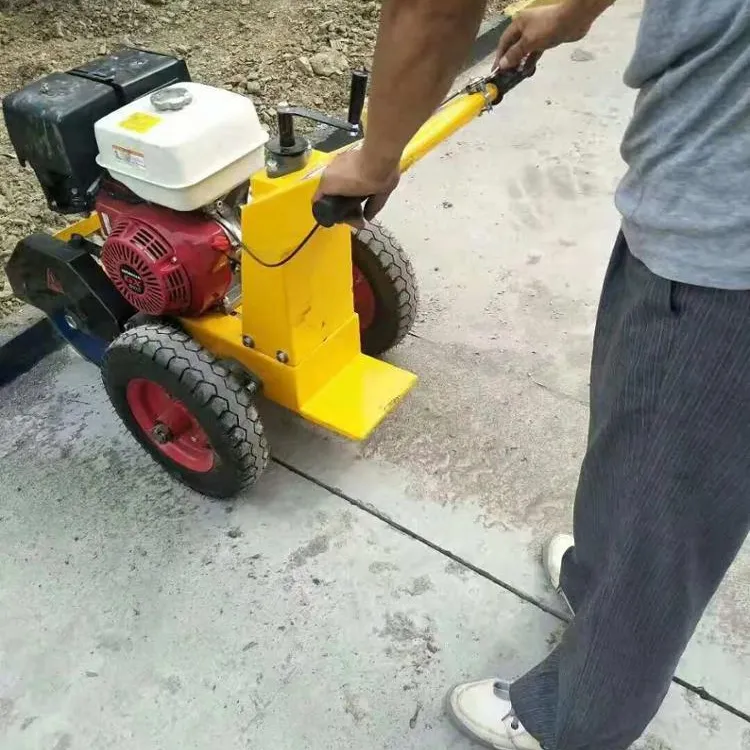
[272,457,750,726]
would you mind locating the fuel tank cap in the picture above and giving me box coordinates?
[150,86,193,112]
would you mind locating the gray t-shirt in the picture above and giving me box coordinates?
[615,0,750,289]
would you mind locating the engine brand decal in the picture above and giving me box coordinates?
[118,112,162,134]
[112,144,146,170]
[120,264,145,295]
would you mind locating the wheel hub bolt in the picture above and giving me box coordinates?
[152,423,172,444]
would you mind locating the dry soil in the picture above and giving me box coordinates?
[0,0,506,317]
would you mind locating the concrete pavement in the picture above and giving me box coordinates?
[1,0,748,747]
[0,348,748,749]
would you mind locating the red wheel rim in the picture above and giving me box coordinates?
[353,264,377,332]
[125,378,214,473]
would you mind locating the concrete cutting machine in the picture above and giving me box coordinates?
[2,33,536,497]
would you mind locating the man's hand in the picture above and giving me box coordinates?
[495,0,612,71]
[315,148,400,227]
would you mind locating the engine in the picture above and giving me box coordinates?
[96,188,234,316]
[2,49,267,323]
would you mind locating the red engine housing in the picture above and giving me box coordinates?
[96,190,233,317]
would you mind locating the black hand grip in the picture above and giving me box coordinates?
[312,195,368,227]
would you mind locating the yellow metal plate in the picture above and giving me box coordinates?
[300,354,417,440]
[54,214,101,241]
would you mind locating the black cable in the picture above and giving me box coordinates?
[239,223,321,268]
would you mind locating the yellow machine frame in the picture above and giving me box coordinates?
[56,0,545,442]
[181,83,506,441]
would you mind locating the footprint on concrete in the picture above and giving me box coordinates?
[570,48,596,62]
[401,574,434,597]
[506,163,598,229]
[51,733,73,750]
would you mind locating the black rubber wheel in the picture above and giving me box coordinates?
[102,322,269,498]
[351,221,419,357]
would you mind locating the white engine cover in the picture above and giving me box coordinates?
[95,82,268,211]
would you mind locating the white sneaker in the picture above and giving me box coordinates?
[445,678,542,750]
[543,533,575,615]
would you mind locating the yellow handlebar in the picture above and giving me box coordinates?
[400,83,499,173]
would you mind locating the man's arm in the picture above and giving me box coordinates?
[317,0,488,223]
[317,0,615,224]
[360,0,488,180]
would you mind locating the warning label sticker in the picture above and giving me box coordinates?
[112,145,146,171]
[118,111,162,134]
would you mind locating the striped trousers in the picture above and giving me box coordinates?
[509,235,750,750]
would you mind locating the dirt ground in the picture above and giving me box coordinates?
[0,0,506,318]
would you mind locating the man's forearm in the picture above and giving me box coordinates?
[361,0,488,178]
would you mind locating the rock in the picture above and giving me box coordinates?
[296,56,314,76]
[143,0,168,5]
[98,44,108,55]
[246,81,261,96]
[309,49,349,77]
[570,48,595,62]
[226,526,243,539]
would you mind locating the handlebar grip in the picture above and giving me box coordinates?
[312,195,368,227]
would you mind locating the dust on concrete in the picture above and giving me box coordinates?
[380,611,433,643]
[287,533,330,569]
[632,736,674,750]
[378,611,440,673]
[0,698,14,732]
[683,690,721,735]
[51,733,73,750]
[400,574,434,597]
[706,558,750,658]
[376,612,440,675]
[361,335,587,534]
[444,560,472,578]
[369,560,400,575]
[342,685,369,724]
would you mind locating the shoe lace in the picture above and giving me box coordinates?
[493,682,522,731]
